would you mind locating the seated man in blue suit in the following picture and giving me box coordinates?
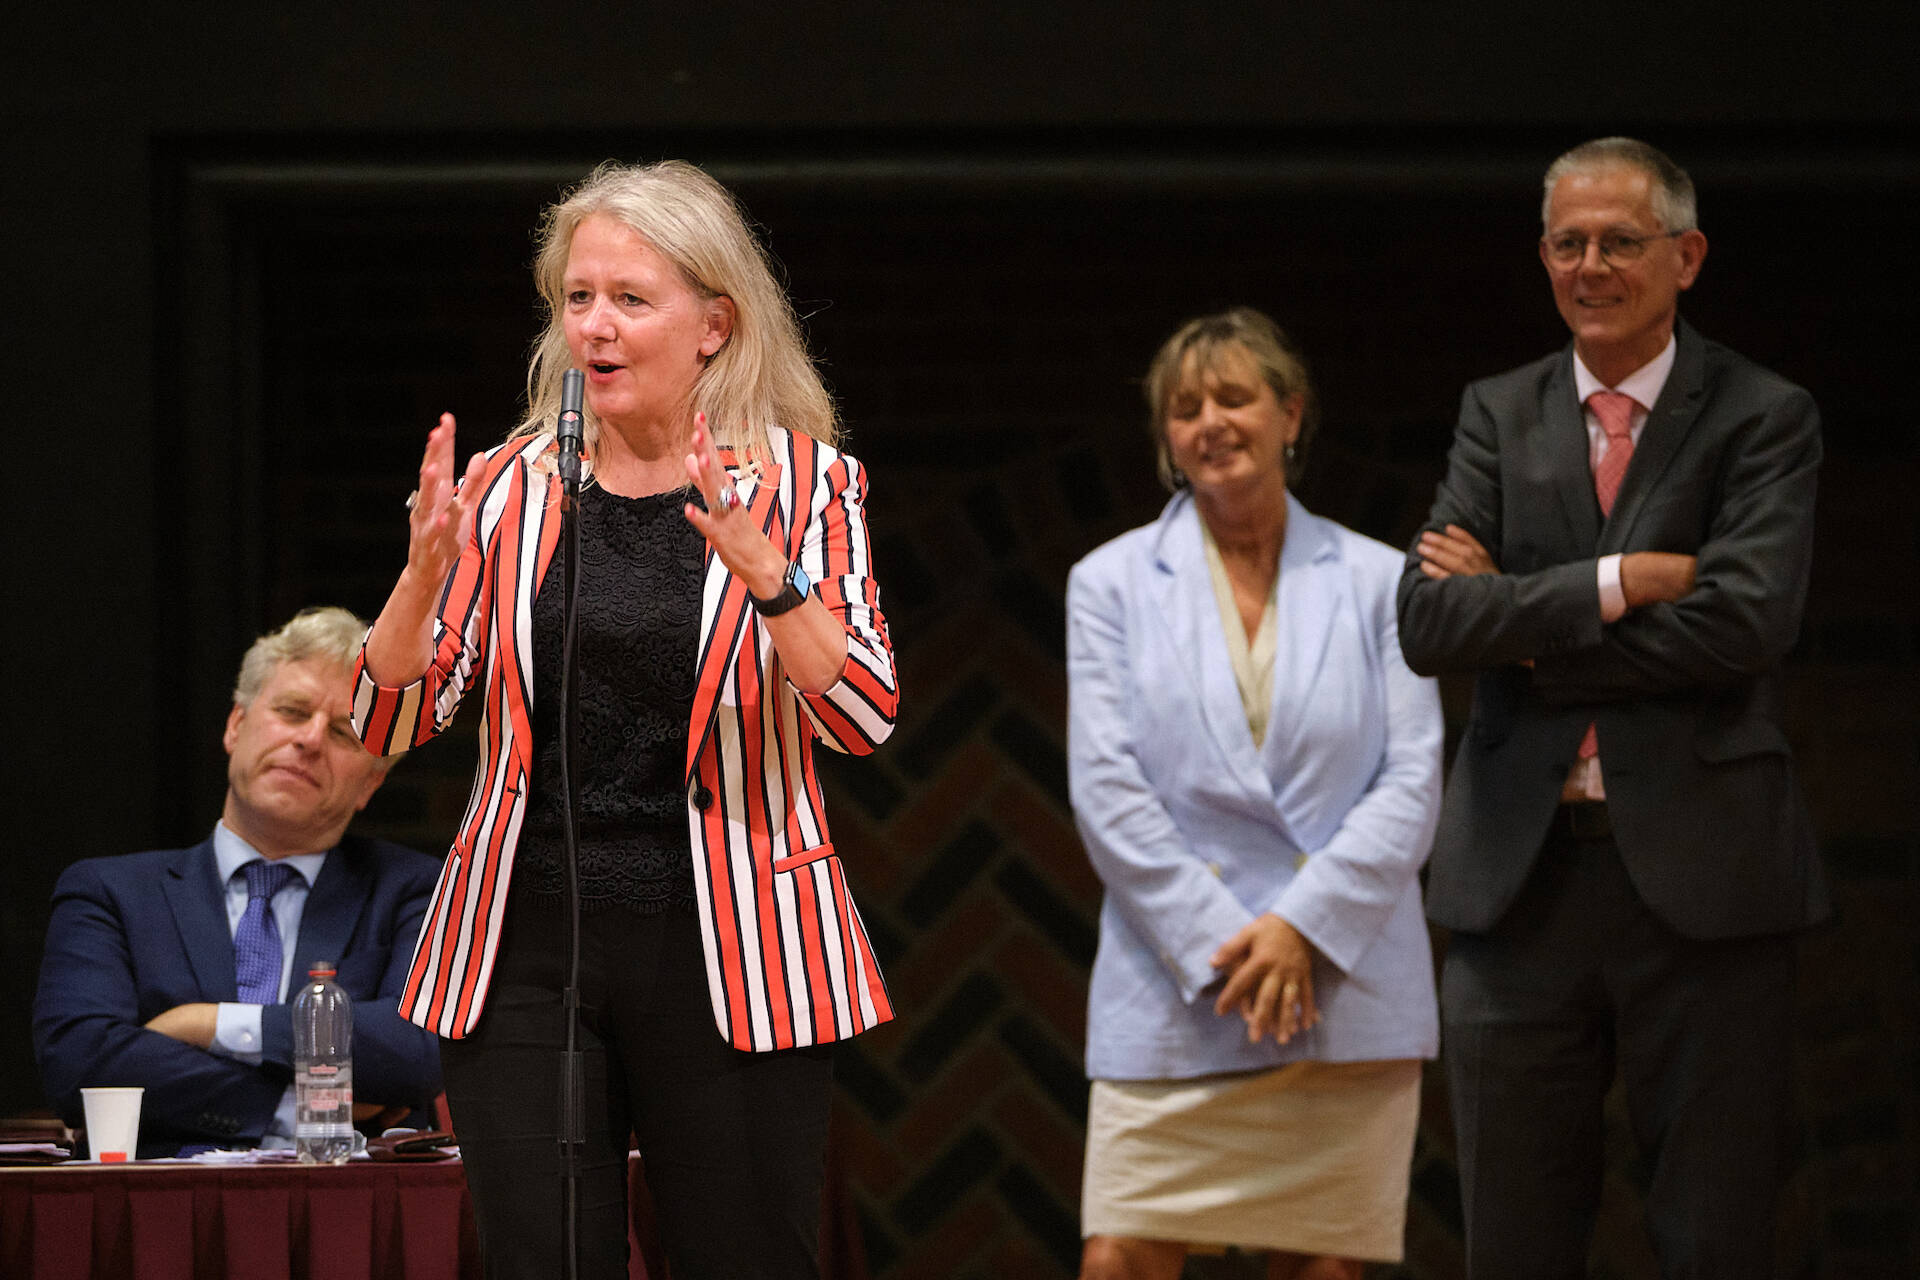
[33,606,443,1155]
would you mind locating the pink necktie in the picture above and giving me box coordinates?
[1589,390,1638,517]
[1578,390,1640,761]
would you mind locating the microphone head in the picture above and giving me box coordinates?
[557,366,586,462]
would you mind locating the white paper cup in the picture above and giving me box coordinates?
[81,1087,144,1162]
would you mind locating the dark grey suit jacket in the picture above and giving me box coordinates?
[1398,322,1828,940]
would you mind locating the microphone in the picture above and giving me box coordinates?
[556,368,585,494]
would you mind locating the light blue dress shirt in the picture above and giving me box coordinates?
[210,822,329,1146]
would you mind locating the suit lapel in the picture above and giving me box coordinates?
[1543,351,1603,552]
[1263,500,1343,775]
[686,451,786,782]
[1145,496,1274,802]
[526,436,566,624]
[506,436,564,781]
[1600,323,1704,553]
[290,844,369,985]
[162,841,238,1001]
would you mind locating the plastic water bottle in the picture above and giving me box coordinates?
[292,960,354,1164]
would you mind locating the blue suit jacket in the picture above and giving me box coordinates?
[32,834,443,1155]
[1068,492,1443,1079]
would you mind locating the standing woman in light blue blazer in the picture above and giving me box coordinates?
[1069,309,1443,1280]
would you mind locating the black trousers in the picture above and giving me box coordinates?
[1440,807,1796,1280]
[443,891,834,1280]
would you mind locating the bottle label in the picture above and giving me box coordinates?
[304,1088,349,1110]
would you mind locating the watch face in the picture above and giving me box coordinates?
[790,562,811,598]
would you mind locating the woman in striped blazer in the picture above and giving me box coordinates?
[353,160,898,1280]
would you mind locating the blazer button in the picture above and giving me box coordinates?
[691,784,714,811]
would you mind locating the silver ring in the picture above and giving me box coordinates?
[405,490,420,512]
[716,482,740,512]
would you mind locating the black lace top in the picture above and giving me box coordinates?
[518,484,705,913]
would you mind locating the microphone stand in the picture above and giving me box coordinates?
[552,369,587,1280]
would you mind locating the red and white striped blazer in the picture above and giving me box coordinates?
[351,426,898,1051]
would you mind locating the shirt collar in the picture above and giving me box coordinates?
[213,821,329,888]
[1573,331,1678,411]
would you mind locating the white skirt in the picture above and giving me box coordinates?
[1081,1058,1422,1260]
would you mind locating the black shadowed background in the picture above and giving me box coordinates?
[3,4,1915,1276]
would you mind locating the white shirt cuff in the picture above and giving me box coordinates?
[1597,553,1627,623]
[212,1003,266,1064]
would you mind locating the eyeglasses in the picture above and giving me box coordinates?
[1541,229,1685,268]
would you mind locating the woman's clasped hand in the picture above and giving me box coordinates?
[1211,912,1322,1045]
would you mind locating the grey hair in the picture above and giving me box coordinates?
[232,606,370,707]
[513,159,838,463]
[1542,137,1698,233]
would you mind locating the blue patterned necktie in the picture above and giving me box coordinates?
[234,861,298,1003]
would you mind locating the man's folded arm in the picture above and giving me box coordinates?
[1398,383,1607,673]
[1531,392,1821,705]
[33,863,282,1145]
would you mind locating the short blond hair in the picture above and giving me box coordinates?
[232,607,368,706]
[513,159,837,463]
[231,607,394,769]
[1142,307,1319,492]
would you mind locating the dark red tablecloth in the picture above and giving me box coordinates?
[0,1160,481,1280]
[1,1152,846,1278]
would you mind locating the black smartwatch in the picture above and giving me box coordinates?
[750,560,812,616]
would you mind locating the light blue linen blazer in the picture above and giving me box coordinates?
[1068,491,1443,1080]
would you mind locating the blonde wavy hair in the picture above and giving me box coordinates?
[511,159,838,462]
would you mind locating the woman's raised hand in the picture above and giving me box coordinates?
[364,413,486,688]
[406,413,488,592]
[681,414,850,694]
[682,413,787,600]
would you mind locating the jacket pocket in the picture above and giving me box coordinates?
[1694,718,1790,763]
[1467,716,1508,748]
[771,843,835,874]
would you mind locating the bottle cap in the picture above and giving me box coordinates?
[308,960,337,978]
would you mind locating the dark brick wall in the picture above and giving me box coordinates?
[70,145,1911,1278]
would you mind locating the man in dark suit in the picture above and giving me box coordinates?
[33,607,442,1156]
[1398,138,1825,1278]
